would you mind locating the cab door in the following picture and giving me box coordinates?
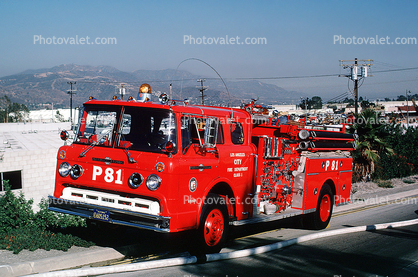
[176,115,221,228]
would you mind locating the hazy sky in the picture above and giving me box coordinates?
[1,0,417,102]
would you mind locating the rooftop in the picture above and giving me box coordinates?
[0,122,70,153]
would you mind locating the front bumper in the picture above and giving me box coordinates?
[48,196,171,232]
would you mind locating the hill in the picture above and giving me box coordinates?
[0,64,301,108]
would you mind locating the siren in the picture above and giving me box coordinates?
[138,83,152,102]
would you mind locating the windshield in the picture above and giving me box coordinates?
[75,105,177,154]
[118,107,177,153]
[74,105,120,147]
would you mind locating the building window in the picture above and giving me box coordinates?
[1,170,23,191]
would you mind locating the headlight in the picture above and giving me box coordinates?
[146,174,161,191]
[70,164,83,179]
[128,173,143,189]
[59,162,71,177]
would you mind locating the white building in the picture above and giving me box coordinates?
[25,108,80,123]
[0,122,71,211]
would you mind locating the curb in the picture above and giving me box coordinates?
[0,247,124,277]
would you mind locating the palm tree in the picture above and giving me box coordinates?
[351,108,393,181]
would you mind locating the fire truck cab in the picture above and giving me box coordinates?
[49,84,355,253]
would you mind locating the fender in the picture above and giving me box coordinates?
[196,177,236,226]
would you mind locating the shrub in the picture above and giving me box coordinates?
[376,180,393,188]
[0,181,94,254]
[35,199,87,229]
[375,152,414,180]
[373,123,417,180]
[0,227,93,254]
[0,181,35,234]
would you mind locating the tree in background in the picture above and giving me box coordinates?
[0,95,12,123]
[0,95,29,123]
[343,97,355,106]
[298,96,323,111]
[360,100,371,109]
[311,96,322,109]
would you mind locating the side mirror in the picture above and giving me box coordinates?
[60,130,69,141]
[204,117,218,148]
[162,140,176,153]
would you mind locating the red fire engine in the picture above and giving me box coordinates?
[49,84,355,253]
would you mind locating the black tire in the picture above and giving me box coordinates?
[193,193,229,254]
[304,184,334,230]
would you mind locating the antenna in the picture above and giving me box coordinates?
[171,58,233,118]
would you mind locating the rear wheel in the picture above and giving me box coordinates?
[193,193,229,254]
[313,184,334,229]
[304,184,334,230]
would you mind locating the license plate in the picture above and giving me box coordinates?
[92,209,110,222]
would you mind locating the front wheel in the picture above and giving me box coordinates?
[193,193,229,254]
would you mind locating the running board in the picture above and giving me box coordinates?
[230,208,305,226]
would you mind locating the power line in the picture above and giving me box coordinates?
[325,91,355,104]
[72,65,418,85]
[374,66,418,73]
[373,60,403,69]
[361,78,418,86]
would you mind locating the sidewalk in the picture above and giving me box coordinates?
[335,183,418,214]
[1,184,418,277]
[0,247,124,277]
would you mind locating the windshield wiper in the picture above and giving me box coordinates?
[120,133,136,163]
[79,130,111,157]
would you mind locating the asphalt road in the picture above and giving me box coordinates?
[96,198,418,277]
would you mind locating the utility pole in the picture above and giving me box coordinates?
[339,58,373,115]
[197,79,208,105]
[67,82,76,128]
[406,89,411,128]
[353,59,358,115]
